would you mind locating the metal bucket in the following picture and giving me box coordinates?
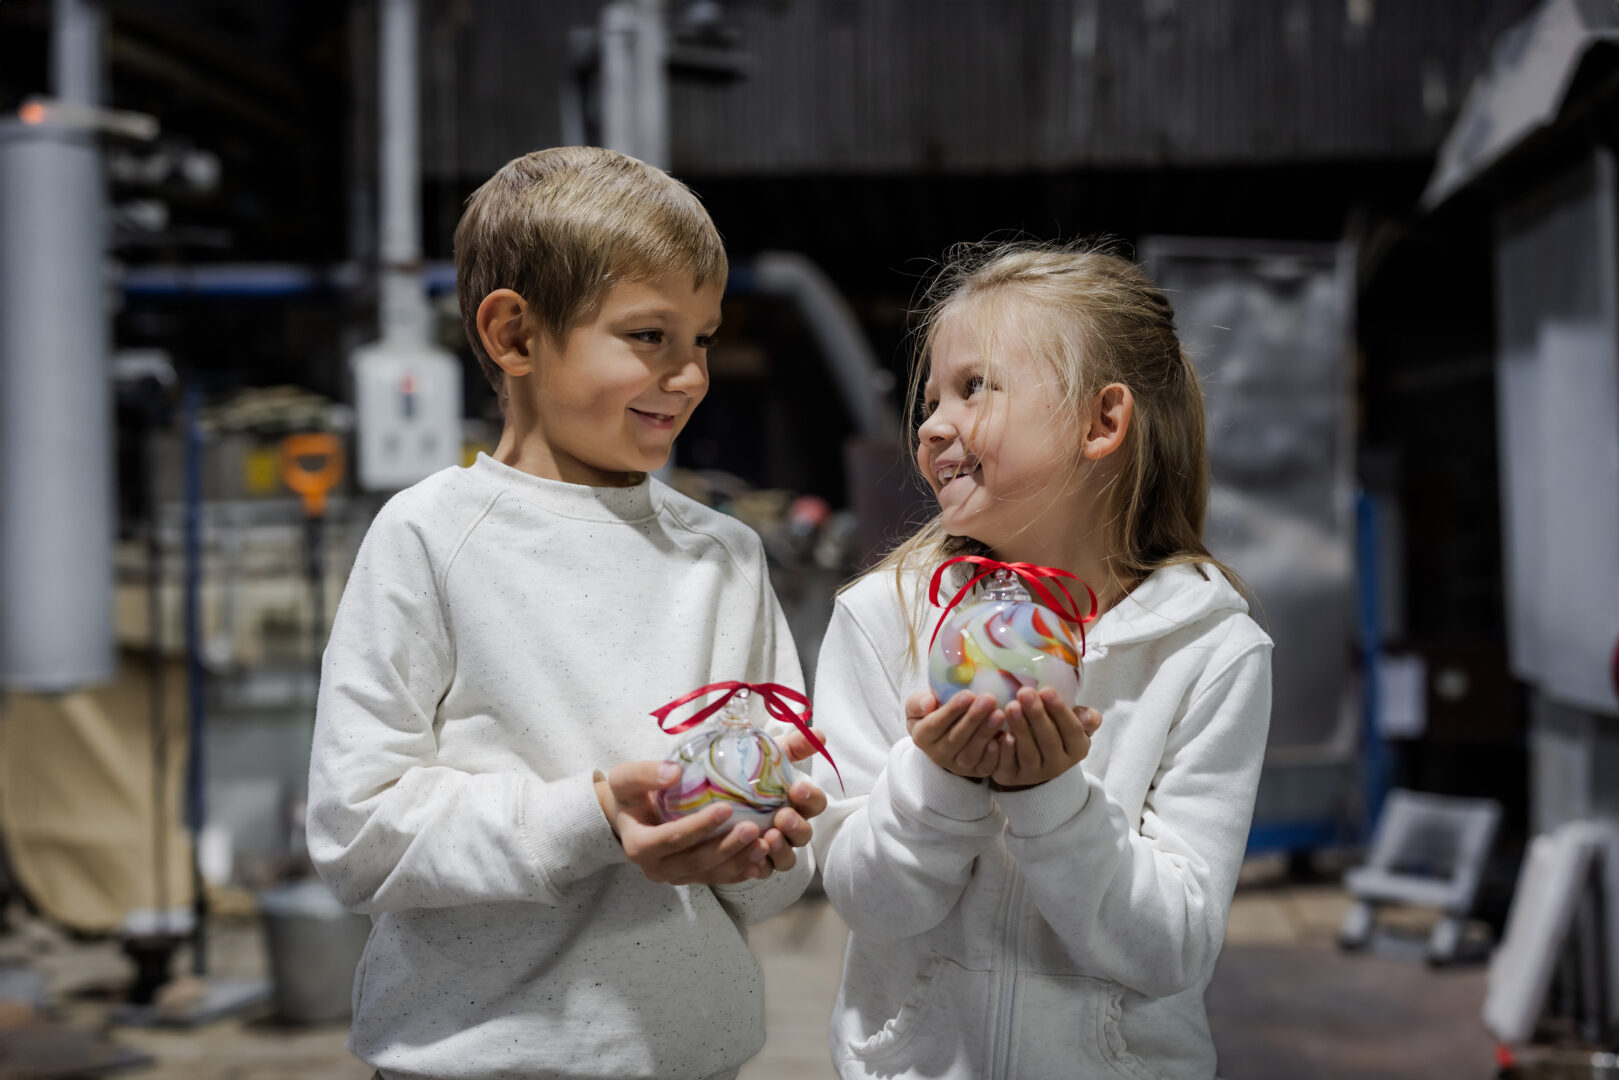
[258,878,372,1024]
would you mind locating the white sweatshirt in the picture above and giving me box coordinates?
[306,454,812,1080]
[809,562,1272,1080]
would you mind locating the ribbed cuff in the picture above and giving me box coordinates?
[519,771,625,898]
[889,739,996,830]
[995,765,1092,838]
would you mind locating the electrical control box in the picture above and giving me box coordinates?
[352,338,462,492]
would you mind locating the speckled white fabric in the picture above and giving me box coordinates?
[308,453,810,1080]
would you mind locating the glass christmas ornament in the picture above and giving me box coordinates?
[655,689,791,831]
[928,568,1084,708]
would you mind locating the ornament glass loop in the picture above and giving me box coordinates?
[928,569,1083,708]
[656,689,790,831]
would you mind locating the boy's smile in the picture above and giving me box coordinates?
[493,276,723,485]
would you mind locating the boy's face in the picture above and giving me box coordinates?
[516,275,723,485]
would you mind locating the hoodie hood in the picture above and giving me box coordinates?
[1085,562,1250,652]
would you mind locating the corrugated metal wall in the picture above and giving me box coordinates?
[425,0,1540,179]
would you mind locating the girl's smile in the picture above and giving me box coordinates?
[917,315,1076,555]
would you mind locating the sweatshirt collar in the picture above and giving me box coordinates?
[1085,562,1249,650]
[470,452,659,523]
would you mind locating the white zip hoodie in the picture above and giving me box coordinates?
[809,562,1271,1080]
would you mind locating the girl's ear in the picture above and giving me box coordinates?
[1081,383,1134,461]
[476,289,536,377]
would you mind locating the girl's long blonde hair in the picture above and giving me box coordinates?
[867,239,1239,650]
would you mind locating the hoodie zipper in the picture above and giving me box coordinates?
[990,861,1022,1080]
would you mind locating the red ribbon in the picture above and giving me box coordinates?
[926,556,1099,656]
[652,681,843,793]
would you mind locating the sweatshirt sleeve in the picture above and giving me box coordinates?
[995,641,1272,998]
[306,500,623,914]
[710,541,816,924]
[809,594,1003,943]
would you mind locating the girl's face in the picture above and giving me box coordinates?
[917,312,1080,554]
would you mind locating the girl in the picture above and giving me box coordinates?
[808,241,1272,1080]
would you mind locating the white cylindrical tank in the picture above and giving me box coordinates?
[0,104,114,689]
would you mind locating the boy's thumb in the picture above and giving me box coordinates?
[609,760,681,796]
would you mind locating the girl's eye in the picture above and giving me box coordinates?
[630,329,665,344]
[695,333,718,348]
[964,375,985,396]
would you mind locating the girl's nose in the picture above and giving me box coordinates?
[918,406,953,444]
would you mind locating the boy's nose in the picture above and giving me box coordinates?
[662,354,708,395]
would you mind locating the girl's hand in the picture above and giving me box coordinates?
[905,688,1005,779]
[989,688,1103,790]
[596,762,776,884]
[758,777,827,872]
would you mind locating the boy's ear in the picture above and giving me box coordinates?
[1080,383,1133,461]
[476,289,536,377]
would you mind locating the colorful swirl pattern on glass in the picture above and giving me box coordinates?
[927,594,1083,708]
[656,719,791,832]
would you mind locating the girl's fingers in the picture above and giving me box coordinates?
[905,689,940,724]
[1019,689,1066,764]
[933,693,996,756]
[912,690,973,742]
[943,693,997,746]
[1039,688,1090,759]
[974,733,1003,775]
[1004,700,1038,779]
[991,731,1022,787]
[952,707,1004,772]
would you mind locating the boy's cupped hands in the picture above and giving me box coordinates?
[595,734,828,887]
[905,687,1102,790]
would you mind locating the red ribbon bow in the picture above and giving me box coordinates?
[926,556,1099,656]
[652,681,843,793]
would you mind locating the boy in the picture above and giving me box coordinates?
[307,146,825,1080]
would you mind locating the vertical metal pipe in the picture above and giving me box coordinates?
[379,0,427,344]
[52,0,102,106]
[182,385,208,973]
[601,0,668,170]
[634,0,668,171]
[0,0,113,691]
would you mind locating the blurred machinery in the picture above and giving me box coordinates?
[1404,0,1619,1053]
[1142,238,1368,859]
[0,0,203,1014]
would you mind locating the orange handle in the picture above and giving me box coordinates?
[279,433,345,517]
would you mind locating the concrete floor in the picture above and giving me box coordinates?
[0,864,1500,1080]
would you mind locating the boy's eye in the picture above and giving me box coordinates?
[630,329,665,344]
[695,333,718,348]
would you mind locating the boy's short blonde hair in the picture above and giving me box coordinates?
[453,146,728,404]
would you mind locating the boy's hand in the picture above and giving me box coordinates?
[905,689,1004,779]
[596,762,776,885]
[776,725,829,765]
[989,687,1102,790]
[757,777,827,872]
